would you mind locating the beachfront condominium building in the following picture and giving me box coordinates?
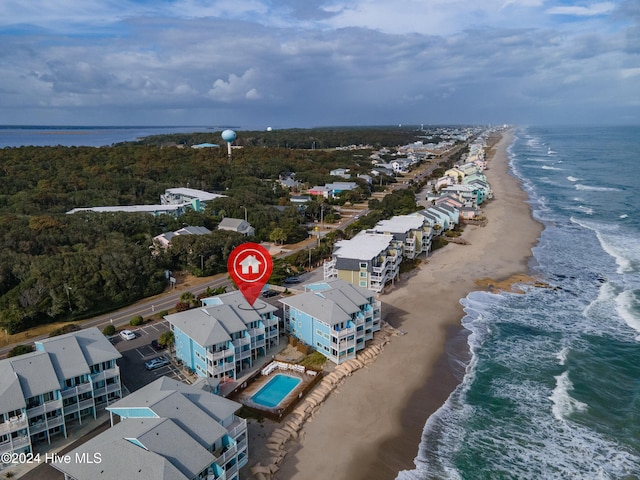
[51,376,248,480]
[279,280,382,365]
[323,231,401,293]
[0,328,121,463]
[370,214,434,259]
[166,291,280,381]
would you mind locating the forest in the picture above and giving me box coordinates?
[0,126,443,334]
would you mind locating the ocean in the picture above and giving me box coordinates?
[0,125,215,147]
[398,126,640,479]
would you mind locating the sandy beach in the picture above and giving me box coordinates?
[262,131,543,480]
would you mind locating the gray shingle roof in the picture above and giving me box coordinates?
[9,351,60,399]
[0,363,27,412]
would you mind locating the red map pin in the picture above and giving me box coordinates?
[227,242,273,306]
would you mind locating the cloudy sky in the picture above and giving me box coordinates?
[1,0,638,128]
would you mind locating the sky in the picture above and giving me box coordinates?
[1,0,638,128]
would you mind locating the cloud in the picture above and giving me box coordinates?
[0,0,637,126]
[546,2,616,17]
[207,69,262,102]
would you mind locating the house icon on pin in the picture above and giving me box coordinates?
[239,255,262,275]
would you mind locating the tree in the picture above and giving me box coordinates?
[8,344,35,358]
[159,330,175,352]
[269,227,287,245]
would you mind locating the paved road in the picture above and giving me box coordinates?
[1,141,466,359]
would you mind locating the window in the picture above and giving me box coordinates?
[359,262,367,269]
[359,281,367,287]
[359,271,367,278]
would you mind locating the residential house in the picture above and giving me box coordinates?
[153,225,212,249]
[0,328,121,462]
[279,280,382,364]
[330,168,351,179]
[166,291,280,381]
[323,231,401,293]
[52,377,247,480]
[307,182,358,199]
[371,215,433,259]
[161,187,226,212]
[217,218,255,236]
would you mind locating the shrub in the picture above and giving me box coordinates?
[49,323,81,337]
[102,324,116,336]
[8,344,35,358]
[129,315,144,326]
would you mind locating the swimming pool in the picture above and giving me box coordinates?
[251,374,301,408]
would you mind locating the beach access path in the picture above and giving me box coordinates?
[272,131,544,480]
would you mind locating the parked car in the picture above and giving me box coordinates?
[151,339,166,350]
[284,276,301,284]
[119,329,135,341]
[145,357,170,371]
[262,289,278,298]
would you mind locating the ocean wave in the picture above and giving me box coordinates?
[615,289,640,340]
[541,165,563,171]
[567,176,581,182]
[556,347,570,366]
[569,217,639,273]
[575,184,620,192]
[550,371,588,420]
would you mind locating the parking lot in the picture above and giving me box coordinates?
[111,320,193,392]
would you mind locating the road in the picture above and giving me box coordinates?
[1,141,466,358]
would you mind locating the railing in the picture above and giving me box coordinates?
[61,382,93,398]
[214,442,238,466]
[0,416,28,435]
[227,418,247,439]
[263,317,278,328]
[27,399,63,418]
[207,348,234,362]
[332,326,356,338]
[91,366,119,383]
[0,435,30,455]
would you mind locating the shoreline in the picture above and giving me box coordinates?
[271,130,544,479]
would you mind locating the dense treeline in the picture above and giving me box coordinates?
[0,128,426,333]
[134,126,428,149]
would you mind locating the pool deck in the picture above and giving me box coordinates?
[235,367,316,415]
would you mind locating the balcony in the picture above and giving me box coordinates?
[0,435,30,454]
[61,382,93,399]
[227,418,247,439]
[91,366,120,383]
[207,348,233,362]
[332,326,356,338]
[0,416,28,436]
[263,316,279,328]
[214,441,238,467]
[27,399,63,418]
[28,414,64,435]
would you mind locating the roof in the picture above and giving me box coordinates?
[164,187,225,201]
[175,226,211,235]
[8,351,61,399]
[279,279,372,326]
[0,362,27,412]
[373,215,425,233]
[218,217,251,232]
[333,231,394,261]
[52,418,213,480]
[166,308,233,347]
[67,204,186,214]
[108,376,240,444]
[37,327,121,377]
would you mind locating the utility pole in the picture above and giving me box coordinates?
[64,285,72,312]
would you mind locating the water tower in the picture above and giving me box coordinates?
[221,129,237,158]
